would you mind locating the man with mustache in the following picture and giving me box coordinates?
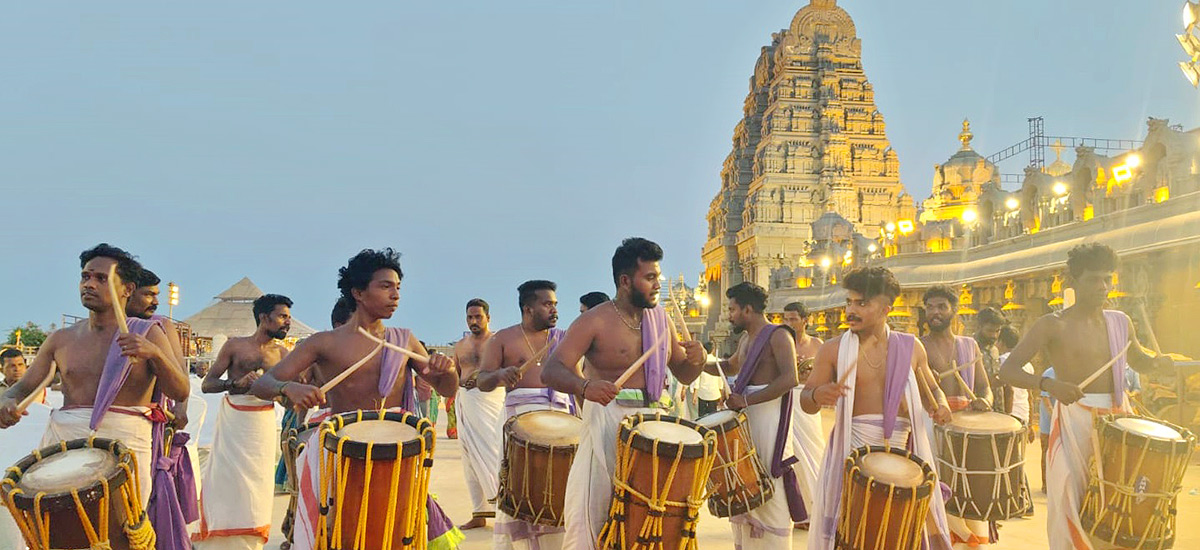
[542,237,707,550]
[920,285,998,546]
[450,297,501,530]
[974,307,1010,414]
[999,244,1170,550]
[127,268,191,427]
[801,267,953,550]
[195,293,295,550]
[250,248,461,550]
[710,282,801,549]
[477,281,572,548]
[0,244,190,510]
[780,302,825,530]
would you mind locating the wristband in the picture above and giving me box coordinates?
[580,379,591,396]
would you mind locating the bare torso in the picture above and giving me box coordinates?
[795,334,822,384]
[1039,310,1118,394]
[221,337,288,391]
[453,333,490,383]
[844,334,911,419]
[55,323,157,408]
[921,333,967,398]
[728,327,785,386]
[582,305,651,389]
[487,326,552,389]
[311,328,412,412]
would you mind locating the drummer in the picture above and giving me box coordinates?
[0,244,190,507]
[920,285,997,546]
[249,248,462,550]
[477,281,572,548]
[800,266,953,550]
[541,237,706,550]
[707,282,801,548]
[780,302,825,530]
[450,297,502,531]
[998,243,1171,550]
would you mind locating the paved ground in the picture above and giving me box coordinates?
[262,411,1200,549]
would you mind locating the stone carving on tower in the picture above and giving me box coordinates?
[701,0,914,345]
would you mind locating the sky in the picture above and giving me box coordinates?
[2,1,1196,344]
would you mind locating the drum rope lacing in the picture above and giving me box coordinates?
[837,449,934,550]
[0,436,155,550]
[934,426,1029,520]
[704,414,772,517]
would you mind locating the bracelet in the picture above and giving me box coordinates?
[580,379,591,396]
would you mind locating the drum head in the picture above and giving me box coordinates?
[1113,417,1182,440]
[859,451,925,488]
[946,411,1022,434]
[337,419,419,443]
[696,409,738,428]
[18,448,116,493]
[511,410,583,446]
[633,420,703,445]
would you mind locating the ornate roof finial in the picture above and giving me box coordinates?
[1051,139,1065,162]
[959,118,973,150]
[811,0,836,7]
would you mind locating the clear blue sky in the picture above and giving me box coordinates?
[2,1,1195,344]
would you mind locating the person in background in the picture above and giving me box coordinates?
[579,291,609,314]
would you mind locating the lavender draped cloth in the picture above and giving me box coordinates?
[880,332,917,441]
[90,317,197,550]
[730,324,806,522]
[953,335,977,391]
[640,307,670,401]
[1103,309,1131,409]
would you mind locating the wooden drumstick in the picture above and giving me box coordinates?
[948,360,978,401]
[515,341,553,376]
[107,264,129,334]
[320,340,385,393]
[16,362,56,412]
[671,302,692,341]
[614,329,669,389]
[1135,301,1163,354]
[936,355,982,380]
[356,326,429,364]
[1077,341,1132,391]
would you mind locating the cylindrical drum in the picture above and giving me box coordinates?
[934,410,1032,520]
[695,409,774,517]
[835,446,937,550]
[497,409,583,526]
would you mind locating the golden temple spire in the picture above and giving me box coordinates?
[959,118,973,150]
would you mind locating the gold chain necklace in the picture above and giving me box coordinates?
[611,300,642,331]
[861,341,885,370]
[521,326,548,366]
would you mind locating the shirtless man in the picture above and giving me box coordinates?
[479,282,573,548]
[195,294,293,550]
[800,266,952,550]
[920,285,992,412]
[579,291,609,314]
[126,267,191,427]
[0,244,189,508]
[920,284,998,546]
[541,237,706,550]
[998,243,1169,550]
[249,248,461,550]
[781,301,825,530]
[450,297,501,530]
[710,282,799,549]
[1,349,41,404]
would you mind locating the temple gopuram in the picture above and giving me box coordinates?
[701,0,915,346]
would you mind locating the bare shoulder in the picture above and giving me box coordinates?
[770,327,795,346]
[816,334,842,359]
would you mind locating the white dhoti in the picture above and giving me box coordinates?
[494,388,574,550]
[730,388,794,550]
[193,394,277,549]
[1046,394,1122,550]
[454,386,505,520]
[39,406,154,506]
[789,391,825,523]
[561,399,658,550]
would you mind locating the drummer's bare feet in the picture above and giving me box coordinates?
[460,517,487,530]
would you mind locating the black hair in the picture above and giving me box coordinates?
[331,296,354,328]
[518,280,557,311]
[976,306,1006,328]
[842,266,901,303]
[726,282,768,313]
[580,291,610,310]
[135,268,161,288]
[611,237,663,286]
[998,324,1020,349]
[338,248,404,302]
[466,298,490,316]
[783,302,808,318]
[1067,243,1118,279]
[79,243,142,284]
[922,284,959,308]
[252,294,293,325]
[0,348,22,361]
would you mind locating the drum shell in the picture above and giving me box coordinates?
[282,420,322,545]
[497,416,578,526]
[935,417,1031,521]
[320,411,434,550]
[1081,414,1196,549]
[696,410,773,518]
[3,438,134,550]
[836,446,935,550]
